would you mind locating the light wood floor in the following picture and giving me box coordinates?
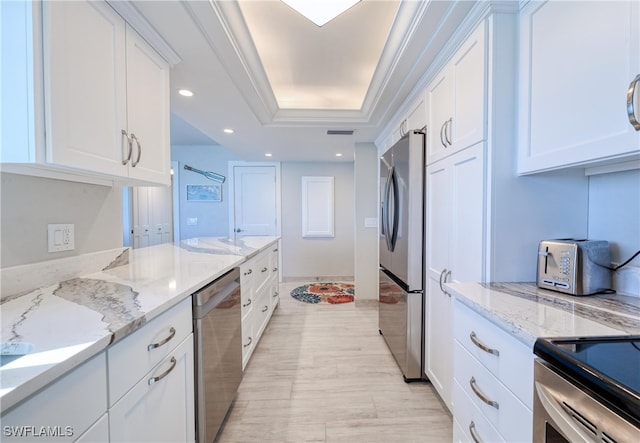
[216,282,453,443]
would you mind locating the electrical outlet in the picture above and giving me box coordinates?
[187,217,198,226]
[48,224,75,252]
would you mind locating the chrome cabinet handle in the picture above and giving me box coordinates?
[147,327,176,351]
[470,377,499,409]
[121,130,132,165]
[243,336,253,348]
[130,133,142,167]
[469,421,482,443]
[439,121,447,147]
[243,298,252,308]
[627,74,640,130]
[273,291,279,298]
[148,357,177,385]
[244,269,252,276]
[445,118,453,145]
[438,269,451,297]
[273,267,278,272]
[470,331,500,356]
[273,248,278,252]
[262,305,268,312]
[261,267,268,273]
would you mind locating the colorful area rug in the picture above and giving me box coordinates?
[290,282,355,304]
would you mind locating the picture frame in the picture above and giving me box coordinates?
[186,184,222,202]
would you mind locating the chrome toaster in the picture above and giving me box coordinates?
[537,239,612,295]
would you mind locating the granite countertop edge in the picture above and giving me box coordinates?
[446,281,640,350]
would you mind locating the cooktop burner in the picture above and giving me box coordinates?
[534,335,640,427]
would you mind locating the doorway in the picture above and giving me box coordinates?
[228,162,281,237]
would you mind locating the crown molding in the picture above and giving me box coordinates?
[106,1,182,66]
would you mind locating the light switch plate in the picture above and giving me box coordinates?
[48,224,75,252]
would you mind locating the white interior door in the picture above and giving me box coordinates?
[231,165,279,236]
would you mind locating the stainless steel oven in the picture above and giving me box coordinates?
[533,336,640,443]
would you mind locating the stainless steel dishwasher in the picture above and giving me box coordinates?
[193,267,242,443]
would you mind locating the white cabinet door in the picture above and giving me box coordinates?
[518,0,640,173]
[125,25,171,185]
[426,67,452,164]
[44,0,127,176]
[109,335,195,443]
[424,159,452,410]
[450,25,485,154]
[424,143,484,412]
[448,143,484,284]
[0,353,107,443]
[427,22,485,165]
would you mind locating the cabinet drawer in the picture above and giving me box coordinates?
[453,300,534,408]
[1,352,107,442]
[269,244,279,282]
[108,297,192,405]
[109,335,195,443]
[241,279,254,318]
[241,313,254,370]
[253,250,271,295]
[453,380,504,443]
[454,342,532,443]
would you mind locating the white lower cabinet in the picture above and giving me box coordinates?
[0,352,107,442]
[107,297,195,442]
[109,335,195,443]
[75,414,109,443]
[240,241,280,370]
[452,300,534,443]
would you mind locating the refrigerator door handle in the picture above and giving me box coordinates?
[388,167,399,251]
[383,167,393,251]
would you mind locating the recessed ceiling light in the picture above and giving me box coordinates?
[336,153,343,157]
[223,128,234,134]
[281,0,361,26]
[265,153,273,157]
[178,89,194,97]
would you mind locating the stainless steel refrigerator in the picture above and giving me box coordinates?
[379,130,425,382]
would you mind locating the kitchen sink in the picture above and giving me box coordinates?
[1,342,34,367]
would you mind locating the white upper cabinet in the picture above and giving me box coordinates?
[124,26,171,184]
[44,1,128,177]
[518,0,640,174]
[426,24,485,165]
[1,0,170,186]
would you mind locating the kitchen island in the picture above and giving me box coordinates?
[0,236,279,414]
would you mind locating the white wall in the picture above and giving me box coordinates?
[171,145,241,239]
[281,161,354,280]
[588,169,640,296]
[0,173,123,267]
[354,144,379,300]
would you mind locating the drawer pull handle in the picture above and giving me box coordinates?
[262,305,269,312]
[243,337,253,348]
[148,357,177,385]
[470,332,499,356]
[273,291,279,298]
[148,327,176,351]
[243,298,252,308]
[470,377,499,409]
[469,421,483,443]
[262,267,268,272]
[244,269,253,276]
[627,74,640,130]
[273,267,278,272]
[273,248,278,252]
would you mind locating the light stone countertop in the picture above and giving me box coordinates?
[0,236,279,413]
[446,282,640,348]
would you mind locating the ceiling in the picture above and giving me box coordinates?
[131,0,477,162]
